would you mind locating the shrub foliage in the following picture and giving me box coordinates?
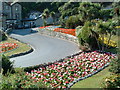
[2,55,14,75]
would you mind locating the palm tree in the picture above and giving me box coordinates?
[42,8,50,26]
[50,11,55,24]
[42,14,47,26]
[43,8,49,18]
[76,21,99,51]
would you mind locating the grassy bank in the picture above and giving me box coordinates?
[72,66,111,88]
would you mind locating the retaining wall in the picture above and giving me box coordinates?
[38,28,79,45]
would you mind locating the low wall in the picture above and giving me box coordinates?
[38,28,79,45]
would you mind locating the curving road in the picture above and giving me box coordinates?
[10,28,79,67]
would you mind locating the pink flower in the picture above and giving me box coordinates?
[70,70,74,72]
[32,77,36,79]
[43,73,48,76]
[62,86,66,88]
[74,73,78,77]
[44,80,47,82]
[65,81,69,84]
[37,71,41,74]
[52,73,56,75]
[26,72,29,75]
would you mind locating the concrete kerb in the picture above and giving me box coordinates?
[8,37,34,58]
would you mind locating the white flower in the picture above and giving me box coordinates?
[63,83,66,85]
[78,71,81,74]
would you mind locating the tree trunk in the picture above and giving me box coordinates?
[107,32,112,48]
[95,35,101,50]
[102,34,105,51]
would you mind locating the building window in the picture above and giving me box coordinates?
[5,6,9,10]
[15,6,19,11]
[15,14,19,19]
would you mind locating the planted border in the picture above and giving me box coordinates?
[24,50,116,88]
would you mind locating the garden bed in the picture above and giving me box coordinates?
[0,43,18,53]
[0,37,32,58]
[25,50,116,88]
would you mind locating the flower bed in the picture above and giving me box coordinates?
[98,37,117,47]
[0,43,18,53]
[26,51,116,88]
[54,28,76,36]
[39,26,51,29]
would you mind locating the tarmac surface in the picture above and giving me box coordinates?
[10,28,79,67]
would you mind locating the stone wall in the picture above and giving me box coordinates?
[38,28,79,45]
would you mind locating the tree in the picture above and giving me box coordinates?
[112,1,120,17]
[42,14,47,26]
[58,2,79,20]
[78,2,101,22]
[95,20,108,51]
[106,19,117,48]
[42,8,50,26]
[76,21,99,51]
[43,8,49,18]
[65,15,83,29]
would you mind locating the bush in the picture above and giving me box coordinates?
[101,56,120,88]
[101,74,120,88]
[65,15,83,29]
[0,69,48,89]
[109,57,120,74]
[0,30,7,41]
[2,55,14,75]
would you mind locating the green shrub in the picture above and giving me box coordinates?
[109,57,120,74]
[65,15,83,29]
[2,55,14,75]
[75,21,99,51]
[101,74,120,88]
[0,30,7,41]
[0,69,49,89]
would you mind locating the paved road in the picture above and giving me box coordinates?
[10,28,79,67]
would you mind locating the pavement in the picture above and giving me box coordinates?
[10,28,80,67]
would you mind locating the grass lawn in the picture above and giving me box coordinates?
[71,66,112,88]
[1,37,31,57]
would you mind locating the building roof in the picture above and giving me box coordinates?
[4,2,21,6]
[21,18,36,22]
